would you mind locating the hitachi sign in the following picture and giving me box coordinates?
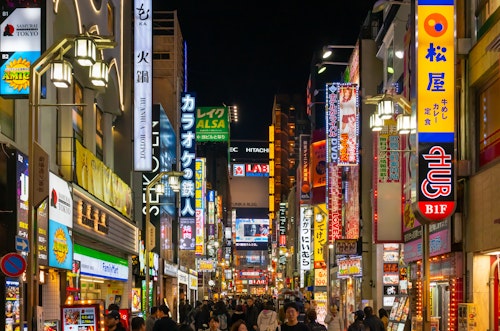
[230,147,269,153]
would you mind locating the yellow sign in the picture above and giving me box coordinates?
[417,3,455,133]
[313,205,328,267]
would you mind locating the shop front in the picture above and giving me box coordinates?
[163,261,178,320]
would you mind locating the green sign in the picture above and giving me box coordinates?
[195,106,229,142]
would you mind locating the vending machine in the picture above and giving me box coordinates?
[61,302,105,331]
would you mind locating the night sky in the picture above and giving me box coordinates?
[156,1,378,140]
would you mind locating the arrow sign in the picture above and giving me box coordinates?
[15,236,29,253]
[0,253,27,277]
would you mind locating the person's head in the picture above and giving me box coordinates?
[104,311,121,329]
[247,297,254,306]
[264,302,275,311]
[108,304,120,311]
[284,302,299,324]
[363,306,374,317]
[304,301,310,310]
[150,307,158,318]
[179,325,195,331]
[306,309,317,323]
[249,224,257,236]
[131,317,145,331]
[209,316,220,331]
[378,308,388,318]
[158,305,170,318]
[353,310,364,321]
[230,320,248,331]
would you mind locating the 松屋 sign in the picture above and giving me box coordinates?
[414,0,455,222]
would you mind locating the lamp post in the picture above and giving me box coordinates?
[27,34,114,331]
[144,170,184,316]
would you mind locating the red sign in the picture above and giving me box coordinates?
[1,253,26,277]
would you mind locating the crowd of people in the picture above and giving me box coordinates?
[103,298,390,331]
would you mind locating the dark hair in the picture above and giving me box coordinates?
[378,308,388,318]
[150,307,158,314]
[209,316,220,323]
[230,320,247,331]
[159,304,170,314]
[306,309,317,322]
[264,302,275,311]
[131,317,145,331]
[363,306,373,317]
[108,304,120,311]
[284,302,299,312]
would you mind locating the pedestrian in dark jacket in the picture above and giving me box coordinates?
[362,307,384,331]
[230,305,246,328]
[153,305,179,331]
[105,310,127,331]
[347,310,365,331]
[245,298,259,331]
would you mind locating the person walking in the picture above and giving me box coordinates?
[362,307,384,331]
[245,298,259,331]
[104,311,126,331]
[281,302,309,331]
[214,301,230,331]
[324,305,343,331]
[153,305,179,331]
[347,311,365,331]
[230,305,246,328]
[145,307,158,331]
[206,316,221,331]
[304,309,326,331]
[378,309,388,330]
[257,302,278,331]
[132,317,146,331]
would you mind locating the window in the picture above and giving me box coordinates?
[73,81,84,143]
[0,97,14,139]
[96,105,103,160]
[476,0,500,36]
[478,77,500,167]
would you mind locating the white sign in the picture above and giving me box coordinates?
[74,252,128,281]
[133,0,152,171]
[178,270,188,284]
[49,172,73,228]
[300,206,312,271]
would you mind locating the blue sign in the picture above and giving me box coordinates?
[15,236,29,253]
[48,220,73,270]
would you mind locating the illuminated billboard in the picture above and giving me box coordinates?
[235,218,269,250]
[414,0,456,222]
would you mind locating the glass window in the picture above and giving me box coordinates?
[73,81,84,143]
[478,77,500,167]
[0,97,14,139]
[476,0,500,34]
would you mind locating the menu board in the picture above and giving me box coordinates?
[62,305,97,331]
[388,296,409,331]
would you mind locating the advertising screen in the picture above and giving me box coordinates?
[61,305,97,331]
[235,218,269,250]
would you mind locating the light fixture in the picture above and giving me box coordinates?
[372,0,410,13]
[316,61,350,74]
[377,98,394,120]
[74,36,97,66]
[370,113,384,131]
[396,114,412,134]
[90,61,109,87]
[50,60,73,88]
[395,50,404,59]
[321,45,356,59]
[168,174,181,192]
[154,183,165,195]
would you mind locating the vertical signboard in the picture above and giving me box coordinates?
[299,135,311,202]
[278,203,286,247]
[299,206,312,271]
[326,83,359,166]
[195,158,206,256]
[180,93,196,250]
[327,165,342,242]
[0,2,42,97]
[134,0,152,171]
[414,0,455,222]
[313,205,327,269]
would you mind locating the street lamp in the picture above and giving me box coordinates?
[27,34,115,331]
[316,61,350,74]
[321,45,356,59]
[144,170,184,316]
